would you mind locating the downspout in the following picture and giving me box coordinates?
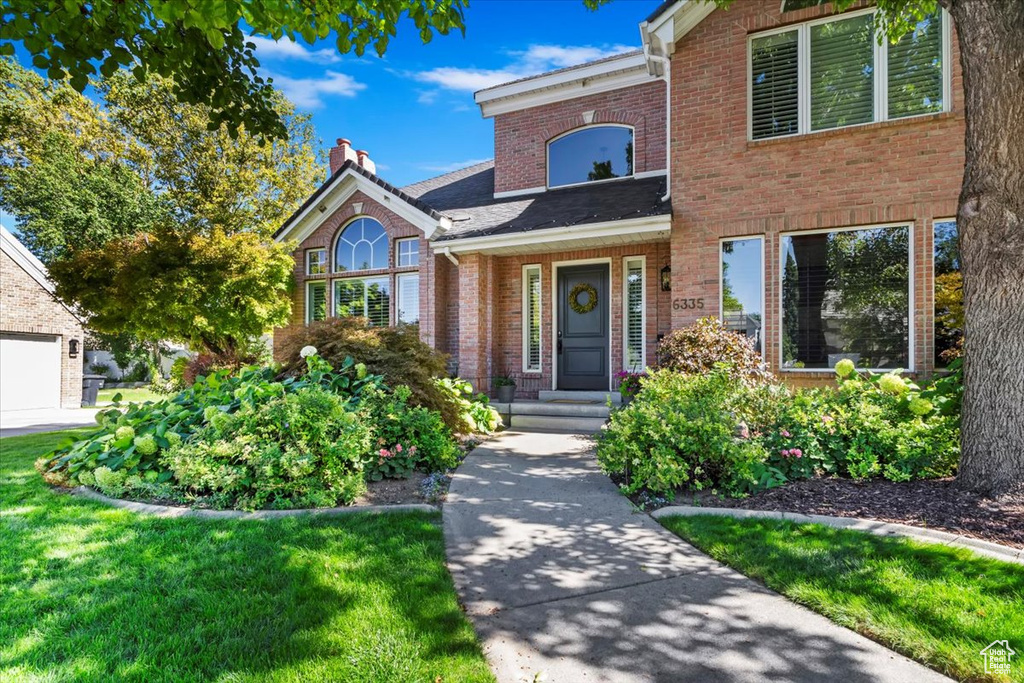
[648,52,672,203]
[440,246,459,266]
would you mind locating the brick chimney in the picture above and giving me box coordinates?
[356,149,376,175]
[328,138,357,174]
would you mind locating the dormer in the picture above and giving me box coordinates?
[475,51,667,198]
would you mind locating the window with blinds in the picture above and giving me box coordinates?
[306,281,327,324]
[334,277,390,327]
[624,258,645,371]
[523,265,541,372]
[750,31,799,140]
[396,273,419,324]
[749,10,948,139]
[781,225,910,370]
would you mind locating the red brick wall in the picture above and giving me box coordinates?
[493,80,667,194]
[272,192,436,359]
[668,1,965,382]
[474,242,672,398]
[1,250,84,407]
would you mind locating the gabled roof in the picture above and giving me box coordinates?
[1,225,56,295]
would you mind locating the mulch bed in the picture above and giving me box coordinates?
[682,477,1024,550]
[357,471,429,506]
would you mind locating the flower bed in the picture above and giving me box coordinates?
[38,350,499,511]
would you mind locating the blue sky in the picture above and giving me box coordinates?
[250,0,653,186]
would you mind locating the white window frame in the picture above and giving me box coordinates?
[396,237,420,268]
[778,221,915,373]
[395,271,420,324]
[306,248,327,275]
[333,216,389,273]
[522,264,542,374]
[333,276,391,326]
[546,124,636,190]
[305,280,327,325]
[747,8,951,141]
[621,256,647,372]
[719,235,766,359]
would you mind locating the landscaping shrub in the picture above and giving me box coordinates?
[596,369,770,496]
[658,317,770,385]
[278,318,466,431]
[435,377,502,433]
[163,386,370,509]
[362,385,460,480]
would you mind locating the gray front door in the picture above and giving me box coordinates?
[557,264,609,391]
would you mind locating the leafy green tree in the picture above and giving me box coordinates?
[1,0,470,140]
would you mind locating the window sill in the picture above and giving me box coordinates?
[747,110,960,150]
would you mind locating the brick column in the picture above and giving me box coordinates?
[457,252,493,394]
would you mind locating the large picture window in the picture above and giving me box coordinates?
[623,257,645,371]
[721,237,764,354]
[547,126,634,188]
[522,265,541,372]
[781,225,910,370]
[934,219,961,367]
[334,217,388,272]
[750,10,947,140]
[334,277,390,327]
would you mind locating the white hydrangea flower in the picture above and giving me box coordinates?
[299,345,318,358]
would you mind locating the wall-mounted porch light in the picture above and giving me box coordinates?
[68,339,80,358]
[660,265,671,292]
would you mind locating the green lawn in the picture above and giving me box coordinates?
[0,430,493,683]
[662,515,1024,683]
[97,387,164,404]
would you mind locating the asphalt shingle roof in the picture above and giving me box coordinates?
[402,161,671,242]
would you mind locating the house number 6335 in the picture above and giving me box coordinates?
[672,298,705,311]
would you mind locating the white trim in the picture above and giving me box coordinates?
[274,166,448,245]
[305,279,327,325]
[395,237,420,268]
[550,257,614,392]
[521,264,543,374]
[621,255,647,372]
[633,169,668,180]
[719,235,766,359]
[747,8,951,142]
[305,247,327,275]
[777,222,915,373]
[546,124,636,189]
[1,226,55,295]
[493,185,546,200]
[437,214,672,255]
[475,52,655,118]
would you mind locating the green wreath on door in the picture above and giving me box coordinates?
[569,282,598,314]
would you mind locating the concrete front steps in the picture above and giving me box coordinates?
[491,391,621,433]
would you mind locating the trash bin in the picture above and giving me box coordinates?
[82,374,106,407]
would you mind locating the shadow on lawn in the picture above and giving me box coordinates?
[0,433,486,682]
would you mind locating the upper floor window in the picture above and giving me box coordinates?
[396,238,419,267]
[749,9,948,140]
[334,217,388,273]
[547,125,634,188]
[306,248,327,275]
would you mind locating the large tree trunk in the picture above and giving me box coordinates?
[944,0,1024,496]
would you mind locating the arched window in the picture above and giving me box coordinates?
[334,217,389,272]
[547,125,634,188]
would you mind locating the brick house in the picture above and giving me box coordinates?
[1,226,84,409]
[275,0,963,400]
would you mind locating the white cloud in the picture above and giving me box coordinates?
[248,35,341,64]
[269,71,366,109]
[416,89,441,105]
[417,158,491,174]
[411,42,637,93]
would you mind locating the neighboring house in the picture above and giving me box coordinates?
[0,226,84,409]
[274,0,964,397]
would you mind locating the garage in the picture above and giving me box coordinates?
[0,333,62,411]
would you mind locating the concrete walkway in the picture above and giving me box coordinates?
[0,407,101,437]
[443,431,951,683]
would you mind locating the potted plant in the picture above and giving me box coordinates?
[615,371,646,405]
[493,375,516,403]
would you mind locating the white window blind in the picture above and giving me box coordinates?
[397,273,419,324]
[523,266,541,372]
[624,258,644,371]
[750,31,799,140]
[306,281,327,324]
[334,277,390,327]
[750,10,948,139]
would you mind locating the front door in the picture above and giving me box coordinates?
[557,264,609,390]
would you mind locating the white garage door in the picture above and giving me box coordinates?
[0,334,61,411]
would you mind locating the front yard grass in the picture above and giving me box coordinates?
[0,430,493,683]
[661,515,1024,682]
[97,386,163,404]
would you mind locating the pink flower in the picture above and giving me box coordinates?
[781,430,791,438]
[396,444,403,453]
[379,448,390,457]
[780,449,790,457]
[409,446,417,453]
[792,448,802,457]
[821,415,834,423]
